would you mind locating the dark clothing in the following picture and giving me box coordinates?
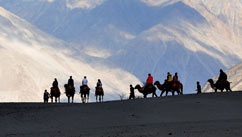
[173,75,178,82]
[52,80,58,88]
[129,86,135,99]
[218,71,227,81]
[43,91,49,103]
[97,82,102,88]
[197,84,201,94]
[68,78,74,87]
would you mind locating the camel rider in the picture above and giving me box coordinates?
[218,69,227,82]
[146,73,153,85]
[82,76,88,86]
[173,72,178,82]
[52,78,58,88]
[81,76,90,91]
[146,73,153,89]
[167,72,172,82]
[96,79,102,88]
[68,76,74,87]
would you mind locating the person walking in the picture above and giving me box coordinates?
[43,89,50,103]
[196,81,201,94]
[129,84,135,99]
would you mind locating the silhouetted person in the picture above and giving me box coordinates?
[43,89,50,103]
[82,76,88,86]
[96,79,102,88]
[52,78,58,88]
[218,69,227,82]
[167,72,172,82]
[196,81,201,94]
[68,76,74,87]
[129,84,135,99]
[173,72,178,82]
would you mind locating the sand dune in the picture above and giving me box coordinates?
[0,92,242,137]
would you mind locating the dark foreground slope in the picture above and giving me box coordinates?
[1,92,242,137]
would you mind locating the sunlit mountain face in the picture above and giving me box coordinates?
[0,7,141,102]
[0,0,241,93]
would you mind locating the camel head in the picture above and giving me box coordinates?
[154,81,160,86]
[207,79,215,89]
[135,84,141,89]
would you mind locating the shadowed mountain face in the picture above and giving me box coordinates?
[0,0,241,92]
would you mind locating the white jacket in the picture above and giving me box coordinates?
[82,78,88,86]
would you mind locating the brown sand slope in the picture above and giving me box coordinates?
[0,92,242,137]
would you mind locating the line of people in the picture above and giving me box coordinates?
[43,69,228,102]
[129,72,180,99]
[129,69,228,99]
[43,76,103,103]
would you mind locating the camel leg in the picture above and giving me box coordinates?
[172,91,174,96]
[166,91,168,96]
[72,96,74,103]
[160,91,164,97]
[68,97,70,103]
[96,96,98,102]
[154,92,158,97]
[102,95,103,102]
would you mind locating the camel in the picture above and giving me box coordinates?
[80,85,90,103]
[154,81,183,96]
[95,87,104,102]
[207,79,232,92]
[50,87,61,103]
[134,84,157,98]
[64,84,75,103]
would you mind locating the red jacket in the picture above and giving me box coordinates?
[146,76,153,84]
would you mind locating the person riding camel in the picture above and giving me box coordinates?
[68,76,74,87]
[173,72,178,82]
[81,76,90,91]
[146,73,153,84]
[167,72,172,82]
[146,73,154,89]
[82,76,88,86]
[52,78,58,88]
[218,69,227,82]
[96,79,102,88]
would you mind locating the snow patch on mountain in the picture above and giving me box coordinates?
[66,0,106,9]
[83,46,112,59]
[141,0,180,6]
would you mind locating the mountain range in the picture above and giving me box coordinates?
[0,0,241,98]
[0,7,140,102]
